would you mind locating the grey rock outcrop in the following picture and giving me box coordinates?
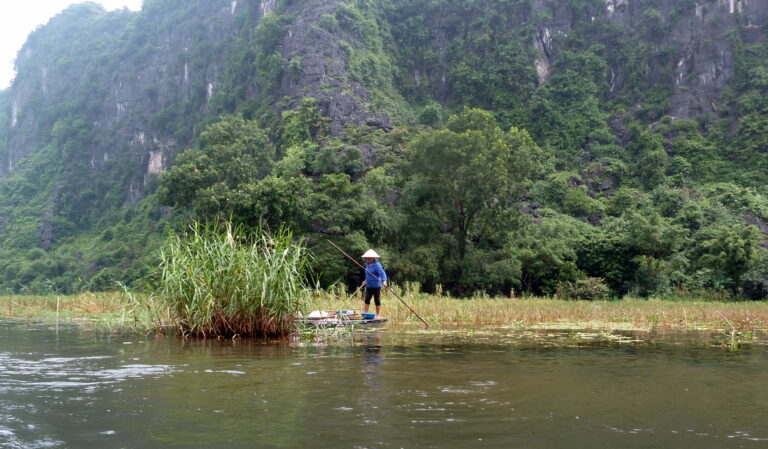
[527,0,768,118]
[657,0,767,118]
[3,0,393,187]
[5,1,257,184]
[275,0,392,134]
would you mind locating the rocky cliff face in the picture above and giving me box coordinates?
[5,2,258,189]
[0,0,765,270]
[4,0,764,192]
[276,0,393,134]
[0,0,407,265]
[531,0,768,119]
[2,0,395,202]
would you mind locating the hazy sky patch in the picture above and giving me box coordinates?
[0,1,143,89]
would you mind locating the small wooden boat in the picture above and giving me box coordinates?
[299,310,388,328]
[301,317,388,328]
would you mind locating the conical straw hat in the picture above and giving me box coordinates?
[361,249,380,258]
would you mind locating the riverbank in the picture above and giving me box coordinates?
[313,293,768,332]
[0,293,127,321]
[2,292,768,332]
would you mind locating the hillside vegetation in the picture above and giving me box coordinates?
[0,0,766,299]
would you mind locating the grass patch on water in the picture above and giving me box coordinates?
[146,223,311,338]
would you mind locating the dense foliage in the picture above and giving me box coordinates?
[159,102,768,299]
[152,223,310,337]
[0,0,766,299]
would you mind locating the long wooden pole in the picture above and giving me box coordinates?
[345,285,362,302]
[327,240,429,329]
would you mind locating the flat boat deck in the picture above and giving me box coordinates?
[300,317,388,328]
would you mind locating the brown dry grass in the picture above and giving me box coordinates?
[311,292,768,331]
[3,292,768,332]
[0,292,128,319]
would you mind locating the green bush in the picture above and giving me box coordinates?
[567,277,610,301]
[318,13,338,32]
[151,222,311,338]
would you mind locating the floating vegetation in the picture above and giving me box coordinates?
[149,222,311,338]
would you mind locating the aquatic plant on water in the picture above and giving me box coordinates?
[153,222,310,338]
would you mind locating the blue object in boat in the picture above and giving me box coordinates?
[361,312,376,320]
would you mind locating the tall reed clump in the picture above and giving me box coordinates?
[153,223,310,338]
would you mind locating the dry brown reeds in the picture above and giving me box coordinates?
[0,292,126,319]
[312,292,768,331]
[3,291,767,333]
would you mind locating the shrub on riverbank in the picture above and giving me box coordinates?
[152,223,310,338]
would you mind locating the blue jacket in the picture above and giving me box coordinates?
[364,261,387,288]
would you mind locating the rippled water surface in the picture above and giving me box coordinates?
[1,320,767,448]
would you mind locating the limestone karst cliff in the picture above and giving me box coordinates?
[0,0,765,293]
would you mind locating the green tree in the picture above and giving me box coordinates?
[278,97,329,149]
[631,131,667,189]
[403,108,544,293]
[578,209,686,294]
[528,49,611,165]
[698,225,761,288]
[157,116,275,220]
[512,215,586,295]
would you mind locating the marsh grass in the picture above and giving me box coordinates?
[3,291,768,333]
[313,291,768,331]
[149,223,311,338]
[0,292,127,319]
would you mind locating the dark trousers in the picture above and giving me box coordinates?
[364,287,382,306]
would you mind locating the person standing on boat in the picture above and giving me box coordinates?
[361,249,387,319]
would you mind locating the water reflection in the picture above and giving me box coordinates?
[359,333,384,427]
[1,320,767,448]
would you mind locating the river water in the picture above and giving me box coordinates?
[1,320,767,449]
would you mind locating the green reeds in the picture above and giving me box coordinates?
[152,222,310,338]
